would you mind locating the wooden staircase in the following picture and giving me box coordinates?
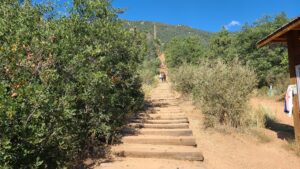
[112,83,204,161]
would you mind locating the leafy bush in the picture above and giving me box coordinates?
[192,59,257,127]
[139,58,160,85]
[169,64,197,94]
[0,0,145,168]
[170,59,257,128]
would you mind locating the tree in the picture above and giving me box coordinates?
[234,13,289,86]
[165,36,206,68]
[207,27,237,62]
[206,13,289,87]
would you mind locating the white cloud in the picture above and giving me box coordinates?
[225,20,241,30]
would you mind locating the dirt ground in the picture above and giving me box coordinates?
[179,94,300,169]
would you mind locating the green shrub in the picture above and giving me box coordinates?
[139,58,160,85]
[169,63,198,94]
[0,0,145,168]
[192,59,257,127]
[170,59,257,128]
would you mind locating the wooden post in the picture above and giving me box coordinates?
[287,30,300,145]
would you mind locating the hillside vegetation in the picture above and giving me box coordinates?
[166,13,290,128]
[123,20,212,45]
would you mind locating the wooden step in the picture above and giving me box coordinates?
[122,135,197,146]
[113,144,204,161]
[137,115,188,121]
[148,116,188,120]
[154,108,181,111]
[131,119,189,124]
[139,128,193,136]
[154,111,183,114]
[139,113,186,119]
[122,128,193,136]
[128,123,189,129]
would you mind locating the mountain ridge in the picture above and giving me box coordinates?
[122,20,212,44]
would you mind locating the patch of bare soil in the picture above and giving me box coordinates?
[178,95,300,169]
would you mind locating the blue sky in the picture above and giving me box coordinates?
[112,0,300,32]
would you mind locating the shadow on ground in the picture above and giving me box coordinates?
[266,121,295,141]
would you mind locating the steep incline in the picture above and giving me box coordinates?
[112,82,204,161]
[97,81,204,168]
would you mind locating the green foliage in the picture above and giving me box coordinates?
[169,60,257,128]
[0,0,145,168]
[207,13,290,87]
[139,58,160,85]
[123,20,211,45]
[207,28,237,62]
[138,31,160,85]
[166,13,289,90]
[168,64,196,94]
[165,37,206,68]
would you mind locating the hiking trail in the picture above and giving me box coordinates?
[96,54,205,169]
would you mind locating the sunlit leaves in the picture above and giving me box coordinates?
[0,0,145,168]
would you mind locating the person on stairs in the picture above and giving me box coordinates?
[159,72,166,82]
[159,72,164,82]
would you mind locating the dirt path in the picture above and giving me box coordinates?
[95,82,205,169]
[94,53,205,168]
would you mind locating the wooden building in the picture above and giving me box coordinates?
[257,17,300,146]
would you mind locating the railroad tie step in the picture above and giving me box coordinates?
[139,113,187,119]
[139,128,193,136]
[146,116,188,120]
[122,128,193,136]
[128,123,189,129]
[113,144,204,161]
[122,135,197,146]
[131,119,189,124]
[154,110,183,114]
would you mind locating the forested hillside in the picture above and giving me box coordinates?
[123,20,212,45]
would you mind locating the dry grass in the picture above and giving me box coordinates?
[250,105,277,128]
[250,129,272,143]
[240,105,277,143]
